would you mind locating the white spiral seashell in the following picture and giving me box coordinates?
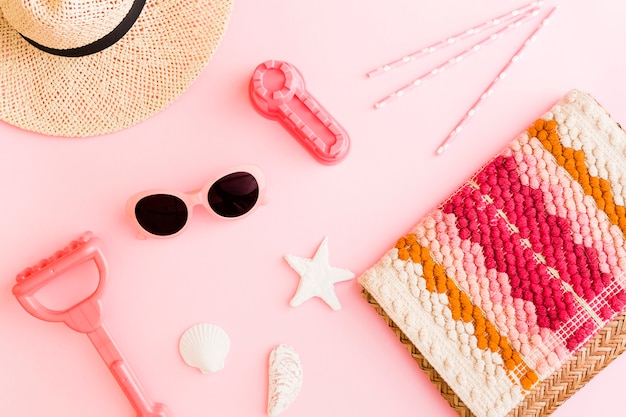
[267,344,303,417]
[179,323,231,374]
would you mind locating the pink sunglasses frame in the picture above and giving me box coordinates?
[126,165,267,239]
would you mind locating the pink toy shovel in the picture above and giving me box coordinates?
[12,232,172,417]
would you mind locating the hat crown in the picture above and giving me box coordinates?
[1,0,134,49]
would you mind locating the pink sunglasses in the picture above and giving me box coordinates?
[126,165,267,239]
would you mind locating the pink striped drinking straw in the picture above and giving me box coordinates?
[435,7,557,155]
[367,0,544,78]
[373,6,543,109]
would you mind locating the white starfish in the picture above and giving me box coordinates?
[284,237,355,311]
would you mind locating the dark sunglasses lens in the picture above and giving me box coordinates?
[135,194,188,236]
[208,172,259,217]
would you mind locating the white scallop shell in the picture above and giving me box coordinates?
[267,344,303,417]
[179,323,230,374]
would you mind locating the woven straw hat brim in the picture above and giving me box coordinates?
[0,0,233,137]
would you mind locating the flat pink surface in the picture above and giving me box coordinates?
[2,1,626,416]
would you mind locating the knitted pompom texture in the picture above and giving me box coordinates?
[0,0,233,137]
[359,90,626,417]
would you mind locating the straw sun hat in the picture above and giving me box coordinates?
[0,0,233,137]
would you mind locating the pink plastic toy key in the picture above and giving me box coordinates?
[250,60,350,164]
[13,232,172,417]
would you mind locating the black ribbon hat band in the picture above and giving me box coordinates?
[21,0,146,57]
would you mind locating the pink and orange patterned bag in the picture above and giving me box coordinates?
[359,90,626,417]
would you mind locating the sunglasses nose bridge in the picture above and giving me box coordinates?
[188,191,205,209]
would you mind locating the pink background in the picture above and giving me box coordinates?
[2,1,625,416]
